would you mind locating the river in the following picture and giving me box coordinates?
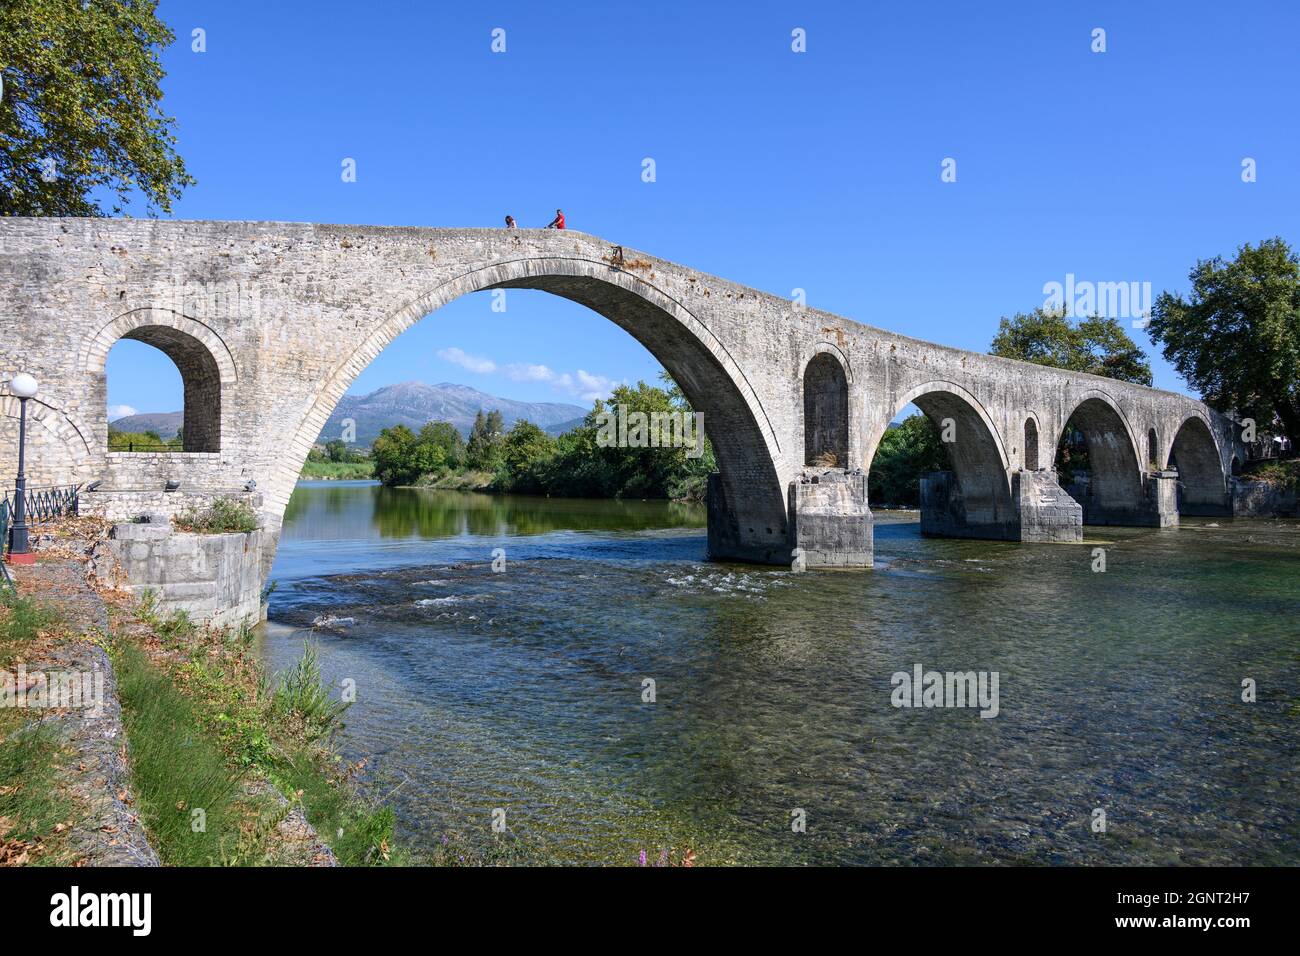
[261,480,1299,865]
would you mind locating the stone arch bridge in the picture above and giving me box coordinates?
[1,219,1241,580]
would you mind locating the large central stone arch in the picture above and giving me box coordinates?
[273,254,791,562]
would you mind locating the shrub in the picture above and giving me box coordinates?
[174,497,259,534]
[271,641,350,745]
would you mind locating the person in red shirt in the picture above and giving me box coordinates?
[545,208,565,229]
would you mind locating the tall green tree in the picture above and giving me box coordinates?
[417,421,465,470]
[1147,238,1300,444]
[1,0,193,216]
[990,308,1153,385]
[496,420,556,493]
[465,409,504,470]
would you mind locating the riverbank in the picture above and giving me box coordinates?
[2,523,405,867]
[300,460,375,481]
[1,562,155,866]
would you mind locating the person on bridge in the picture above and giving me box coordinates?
[504,215,517,228]
[545,208,565,229]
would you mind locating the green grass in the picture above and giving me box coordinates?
[270,642,350,746]
[0,592,61,664]
[0,594,80,865]
[275,747,405,865]
[116,606,403,866]
[412,468,494,491]
[112,643,274,865]
[0,721,79,866]
[300,460,374,480]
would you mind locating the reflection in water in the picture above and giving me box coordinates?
[281,481,704,541]
[264,482,1300,865]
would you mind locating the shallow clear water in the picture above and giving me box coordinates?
[262,480,1300,865]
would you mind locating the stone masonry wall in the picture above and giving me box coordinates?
[92,517,265,629]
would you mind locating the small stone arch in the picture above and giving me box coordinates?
[1147,428,1160,469]
[1024,416,1040,470]
[803,352,849,467]
[83,309,237,453]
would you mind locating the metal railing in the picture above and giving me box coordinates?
[2,484,80,525]
[1,484,81,572]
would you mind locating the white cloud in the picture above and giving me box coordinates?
[436,347,497,375]
[107,404,138,420]
[441,349,619,402]
[573,369,618,402]
[504,363,558,382]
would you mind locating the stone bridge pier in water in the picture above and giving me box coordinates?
[0,219,1244,590]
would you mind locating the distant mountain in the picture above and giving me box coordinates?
[547,415,588,435]
[109,411,183,439]
[107,383,590,448]
[318,382,589,446]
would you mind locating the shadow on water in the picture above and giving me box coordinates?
[264,483,1300,865]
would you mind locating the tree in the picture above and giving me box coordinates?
[371,425,445,487]
[418,421,465,470]
[1,0,194,216]
[465,409,504,470]
[868,415,951,508]
[497,420,556,493]
[324,439,349,463]
[1147,238,1300,445]
[990,308,1153,386]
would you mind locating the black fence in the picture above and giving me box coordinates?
[1,484,81,557]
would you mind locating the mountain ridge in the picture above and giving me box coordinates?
[109,382,590,445]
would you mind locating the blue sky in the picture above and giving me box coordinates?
[107,0,1300,419]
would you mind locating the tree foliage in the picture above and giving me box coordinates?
[495,420,556,494]
[465,410,504,470]
[367,377,715,500]
[0,0,193,216]
[371,425,445,487]
[1147,237,1300,444]
[990,308,1153,385]
[107,426,178,450]
[868,415,950,508]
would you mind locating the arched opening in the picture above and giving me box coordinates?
[1024,418,1039,470]
[105,326,221,452]
[1056,397,1143,525]
[867,387,1015,538]
[281,264,791,566]
[803,353,848,467]
[1169,416,1229,516]
[1147,428,1160,469]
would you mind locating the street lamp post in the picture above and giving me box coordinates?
[8,373,38,565]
